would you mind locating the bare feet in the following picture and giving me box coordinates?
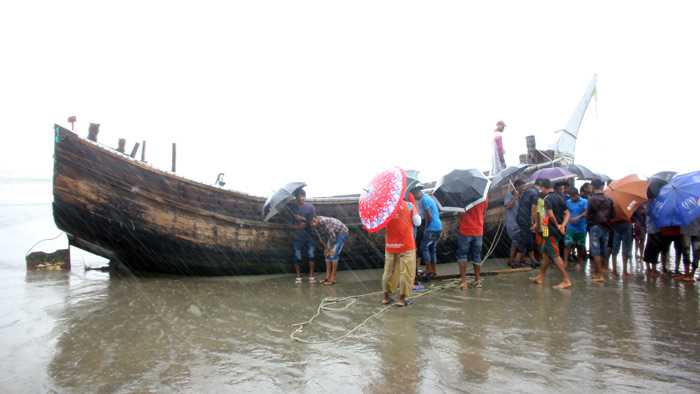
[622,273,635,278]
[574,264,582,270]
[612,271,619,279]
[554,281,572,289]
[529,276,543,284]
[602,268,612,273]
[382,298,393,305]
[593,275,604,282]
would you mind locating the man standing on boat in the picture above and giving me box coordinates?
[491,120,507,176]
[289,188,317,283]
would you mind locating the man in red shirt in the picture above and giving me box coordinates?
[382,200,422,306]
[456,199,488,288]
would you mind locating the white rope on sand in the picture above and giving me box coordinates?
[290,283,455,344]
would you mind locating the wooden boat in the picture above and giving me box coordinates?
[53,75,597,275]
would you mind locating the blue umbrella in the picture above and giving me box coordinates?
[648,171,700,227]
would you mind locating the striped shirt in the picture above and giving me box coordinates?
[314,216,348,243]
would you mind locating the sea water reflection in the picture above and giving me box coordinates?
[18,264,700,393]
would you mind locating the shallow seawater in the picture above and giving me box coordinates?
[2,179,700,393]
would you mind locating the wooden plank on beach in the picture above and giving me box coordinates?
[432,266,532,280]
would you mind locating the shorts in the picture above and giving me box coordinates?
[565,229,587,247]
[536,233,545,245]
[589,225,609,257]
[457,233,483,265]
[644,232,663,264]
[419,230,441,263]
[611,221,633,258]
[542,234,561,259]
[516,221,534,253]
[325,232,347,263]
[682,234,700,267]
[660,234,683,257]
[507,225,521,249]
[293,239,316,266]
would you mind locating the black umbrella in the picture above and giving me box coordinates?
[563,163,598,180]
[647,171,677,199]
[433,169,491,212]
[594,173,612,183]
[404,169,423,198]
[262,182,307,222]
[490,164,528,190]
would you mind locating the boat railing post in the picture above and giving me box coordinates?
[172,143,177,172]
[130,142,140,158]
[141,140,146,162]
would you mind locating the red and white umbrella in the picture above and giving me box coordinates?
[358,167,407,233]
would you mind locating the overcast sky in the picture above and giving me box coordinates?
[1,1,698,197]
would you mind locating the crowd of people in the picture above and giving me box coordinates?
[503,177,700,287]
[286,129,699,299]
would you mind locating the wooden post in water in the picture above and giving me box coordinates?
[130,142,140,158]
[172,143,177,172]
[141,140,146,162]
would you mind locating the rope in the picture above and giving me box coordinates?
[291,205,510,344]
[290,283,455,344]
[25,232,66,257]
[54,126,66,143]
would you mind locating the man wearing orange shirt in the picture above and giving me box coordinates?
[382,199,422,307]
[456,198,488,288]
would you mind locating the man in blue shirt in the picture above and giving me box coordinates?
[564,187,588,270]
[289,188,317,283]
[410,187,442,277]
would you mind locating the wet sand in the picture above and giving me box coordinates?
[2,180,700,393]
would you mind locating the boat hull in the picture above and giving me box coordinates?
[52,125,552,275]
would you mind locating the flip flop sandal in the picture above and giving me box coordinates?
[397,300,413,307]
